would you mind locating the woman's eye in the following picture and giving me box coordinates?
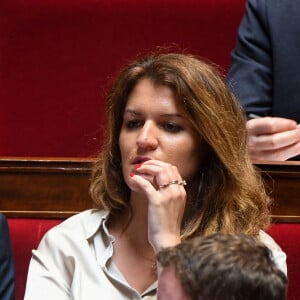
[125,120,143,129]
[162,122,182,133]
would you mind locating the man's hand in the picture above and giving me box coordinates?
[246,117,300,161]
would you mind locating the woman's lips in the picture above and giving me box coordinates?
[132,156,152,164]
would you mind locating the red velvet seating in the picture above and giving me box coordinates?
[8,218,62,300]
[268,224,300,300]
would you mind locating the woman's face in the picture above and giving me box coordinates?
[119,78,203,188]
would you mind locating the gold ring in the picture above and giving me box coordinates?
[178,180,187,186]
[159,183,170,188]
[169,180,179,184]
[159,179,187,188]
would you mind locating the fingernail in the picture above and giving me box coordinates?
[129,173,135,177]
[135,163,143,169]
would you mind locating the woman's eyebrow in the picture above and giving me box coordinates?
[124,108,183,118]
[160,113,183,118]
[123,109,142,116]
[124,109,183,118]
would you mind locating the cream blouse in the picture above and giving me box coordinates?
[24,209,287,300]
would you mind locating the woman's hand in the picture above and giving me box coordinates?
[130,159,186,253]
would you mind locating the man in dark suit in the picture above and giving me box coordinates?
[227,0,300,161]
[0,213,16,300]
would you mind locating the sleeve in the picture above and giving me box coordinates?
[0,214,16,300]
[259,230,287,276]
[226,0,273,117]
[24,229,75,300]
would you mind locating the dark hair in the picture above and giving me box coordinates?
[157,233,287,300]
[90,52,270,238]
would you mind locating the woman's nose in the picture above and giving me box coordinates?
[136,121,159,149]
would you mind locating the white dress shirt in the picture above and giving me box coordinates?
[24,209,287,300]
[24,209,157,300]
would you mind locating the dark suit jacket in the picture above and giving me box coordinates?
[227,0,300,123]
[0,214,16,300]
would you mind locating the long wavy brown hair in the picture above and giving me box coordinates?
[89,53,271,239]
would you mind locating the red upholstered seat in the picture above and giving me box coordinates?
[8,218,63,300]
[268,223,300,300]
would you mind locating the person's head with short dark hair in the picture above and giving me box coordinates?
[157,233,287,300]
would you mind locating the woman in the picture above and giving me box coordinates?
[24,53,286,299]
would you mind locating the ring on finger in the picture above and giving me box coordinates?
[159,179,187,188]
[178,180,187,186]
[170,180,178,184]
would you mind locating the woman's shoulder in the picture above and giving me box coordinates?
[259,230,287,276]
[40,209,109,246]
[61,208,108,226]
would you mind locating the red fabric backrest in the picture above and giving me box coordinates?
[8,218,63,300]
[267,223,300,300]
[0,0,246,157]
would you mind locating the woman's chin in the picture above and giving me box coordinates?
[128,182,143,193]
